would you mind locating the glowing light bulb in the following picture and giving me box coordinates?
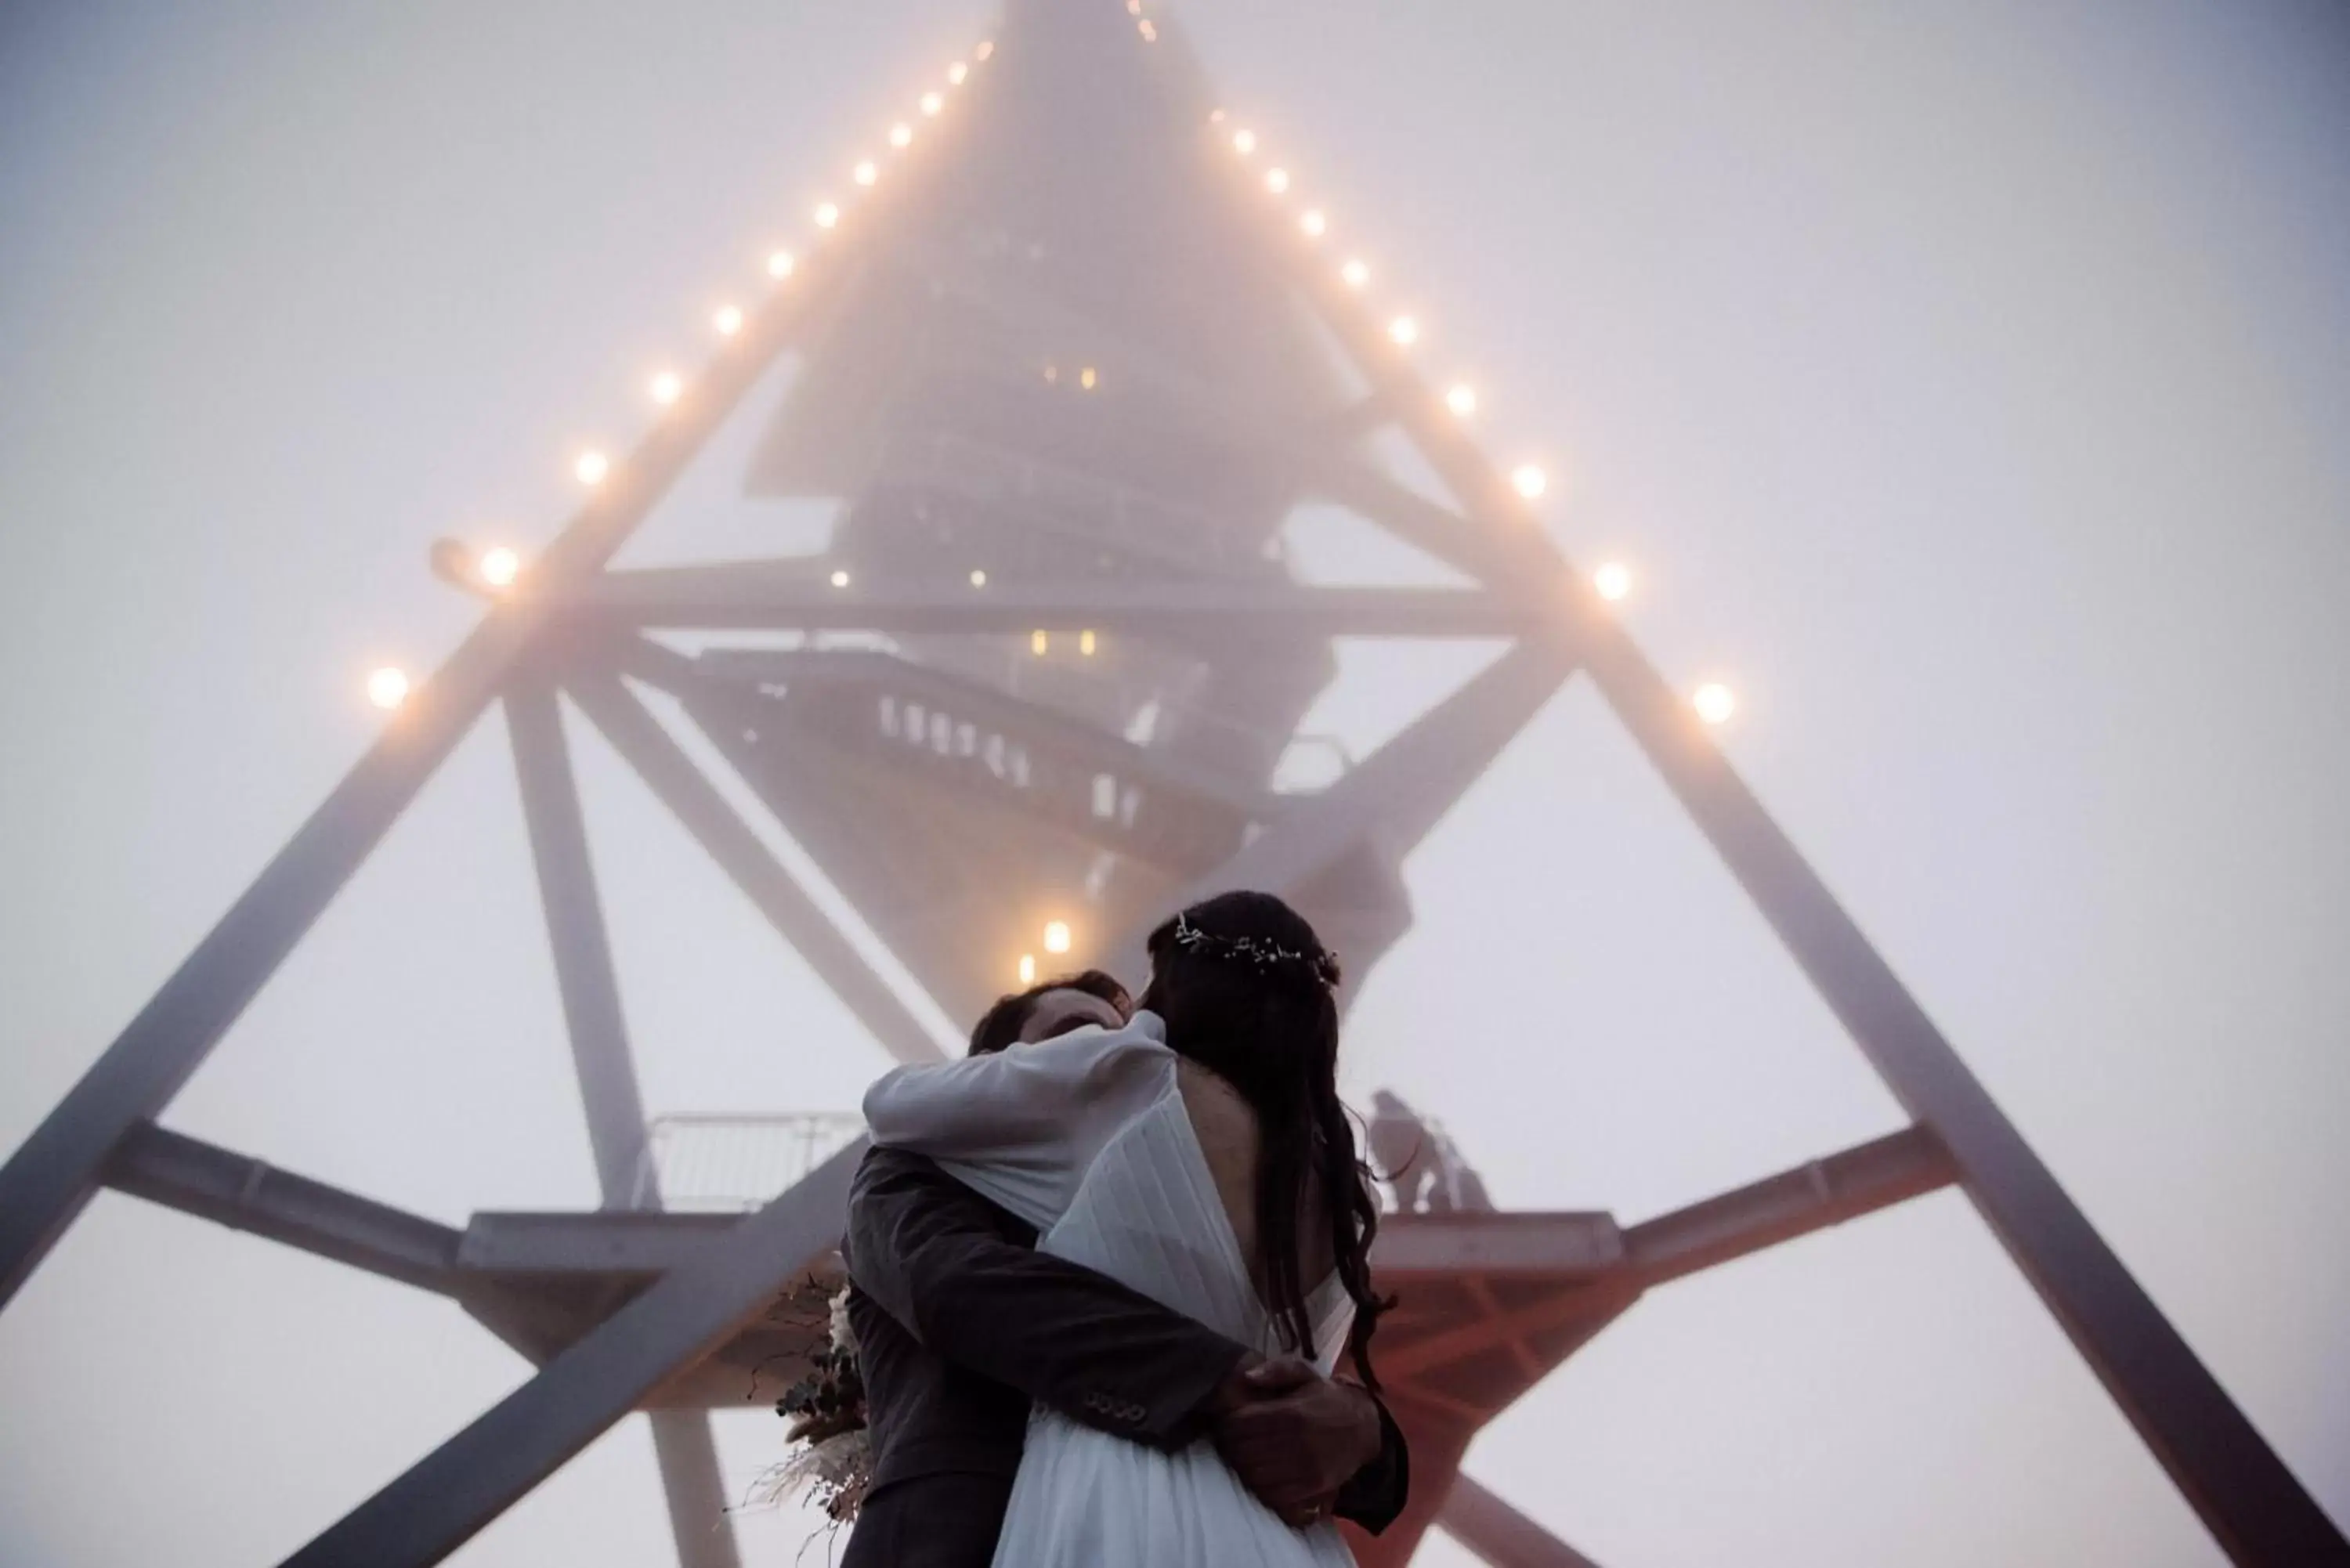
[479,546,520,589]
[1340,258,1369,288]
[1138,19,1158,42]
[713,304,744,337]
[888,123,913,149]
[948,61,969,85]
[1264,168,1291,195]
[1445,382,1477,417]
[1018,953,1037,985]
[649,370,683,406]
[1233,128,1257,157]
[830,569,851,588]
[1300,209,1326,238]
[970,569,988,587]
[367,667,410,710]
[766,250,795,279]
[1079,629,1097,656]
[854,160,878,187]
[575,450,610,486]
[1511,464,1547,500]
[1209,108,1227,124]
[1043,920,1072,955]
[1079,367,1097,390]
[1126,0,1141,13]
[1388,315,1419,347]
[1594,562,1632,602]
[974,40,994,61]
[815,201,840,229]
[1031,629,1050,656]
[1693,683,1737,724]
[921,92,944,117]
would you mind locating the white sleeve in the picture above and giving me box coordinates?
[859,1024,1173,1232]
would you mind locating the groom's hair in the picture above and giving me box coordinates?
[967,969,1130,1057]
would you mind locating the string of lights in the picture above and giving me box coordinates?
[363,9,1741,948]
[370,40,996,711]
[1197,0,1739,729]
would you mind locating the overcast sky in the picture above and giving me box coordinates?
[2,2,2346,1565]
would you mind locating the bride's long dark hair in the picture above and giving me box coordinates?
[1137,891,1388,1389]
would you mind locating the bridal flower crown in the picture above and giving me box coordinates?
[1171,912,1343,990]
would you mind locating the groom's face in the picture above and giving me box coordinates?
[1018,986,1129,1045]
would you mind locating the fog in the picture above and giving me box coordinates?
[2,2,2346,1565]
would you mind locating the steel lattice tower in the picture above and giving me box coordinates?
[1,3,2341,1566]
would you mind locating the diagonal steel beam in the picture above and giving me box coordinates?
[505,677,742,1568]
[1438,1476,1607,1568]
[564,671,945,1067]
[1313,389,1396,448]
[507,679,655,1205]
[1108,634,1578,976]
[0,220,856,1316]
[647,1411,741,1568]
[1622,1125,1957,1288]
[1304,457,1521,590]
[100,1122,461,1295]
[280,1140,862,1568]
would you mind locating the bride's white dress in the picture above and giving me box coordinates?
[862,1010,1357,1568]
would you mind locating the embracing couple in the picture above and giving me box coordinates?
[841,890,1408,1566]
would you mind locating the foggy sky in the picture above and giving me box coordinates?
[2,2,2346,1565]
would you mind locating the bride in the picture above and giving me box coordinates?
[861,891,1386,1566]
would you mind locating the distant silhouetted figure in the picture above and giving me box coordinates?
[1366,1090,1491,1214]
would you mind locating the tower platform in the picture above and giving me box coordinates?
[453,1205,1632,1566]
[104,1111,1954,1565]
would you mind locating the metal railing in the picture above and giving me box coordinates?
[628,1098,1471,1216]
[631,1113,867,1212]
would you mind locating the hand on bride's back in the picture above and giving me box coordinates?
[1206,1357,1383,1527]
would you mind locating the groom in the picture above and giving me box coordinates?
[841,969,1408,1567]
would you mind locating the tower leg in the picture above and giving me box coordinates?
[1438,1475,1605,1568]
[649,1411,743,1568]
[0,240,821,1311]
[1582,620,2350,1566]
[0,633,516,1306]
[507,680,652,1199]
[279,1142,860,1568]
[566,670,943,1066]
[1112,635,1576,970]
[508,678,745,1568]
[1274,201,2349,1561]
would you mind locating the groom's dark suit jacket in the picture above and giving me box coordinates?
[841,1147,1409,1568]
